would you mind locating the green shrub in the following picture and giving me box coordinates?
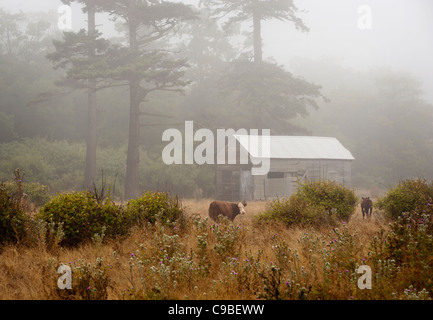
[38,191,128,247]
[257,196,309,226]
[296,180,358,221]
[258,180,357,227]
[0,182,27,246]
[125,191,185,227]
[376,178,433,219]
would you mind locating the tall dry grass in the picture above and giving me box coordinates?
[0,198,391,300]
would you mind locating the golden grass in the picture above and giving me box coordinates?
[0,198,389,300]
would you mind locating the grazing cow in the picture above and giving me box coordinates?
[361,197,373,219]
[208,200,247,222]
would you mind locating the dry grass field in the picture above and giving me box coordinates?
[0,197,394,300]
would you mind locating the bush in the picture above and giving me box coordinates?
[296,180,358,221]
[38,191,128,247]
[125,191,185,228]
[258,196,310,227]
[376,178,433,219]
[0,182,27,246]
[258,180,358,227]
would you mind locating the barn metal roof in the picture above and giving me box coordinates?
[234,135,355,160]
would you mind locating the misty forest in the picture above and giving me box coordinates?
[0,0,432,200]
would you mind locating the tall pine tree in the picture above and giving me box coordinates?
[202,0,308,63]
[48,0,109,190]
[99,0,196,199]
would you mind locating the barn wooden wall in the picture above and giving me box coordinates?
[215,159,352,201]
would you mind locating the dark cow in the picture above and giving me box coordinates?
[361,197,373,219]
[208,200,247,222]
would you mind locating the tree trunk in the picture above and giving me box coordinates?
[84,2,97,190]
[125,80,141,199]
[85,81,97,190]
[253,10,262,63]
[124,1,141,200]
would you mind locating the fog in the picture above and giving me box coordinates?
[266,0,433,102]
[0,0,432,198]
[2,0,432,100]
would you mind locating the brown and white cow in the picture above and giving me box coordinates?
[208,200,247,222]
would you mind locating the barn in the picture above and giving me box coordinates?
[215,135,355,201]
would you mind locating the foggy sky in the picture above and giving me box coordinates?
[1,0,432,102]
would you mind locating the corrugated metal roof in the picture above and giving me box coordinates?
[234,135,355,160]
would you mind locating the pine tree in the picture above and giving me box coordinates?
[203,0,308,63]
[99,0,196,199]
[47,0,109,190]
